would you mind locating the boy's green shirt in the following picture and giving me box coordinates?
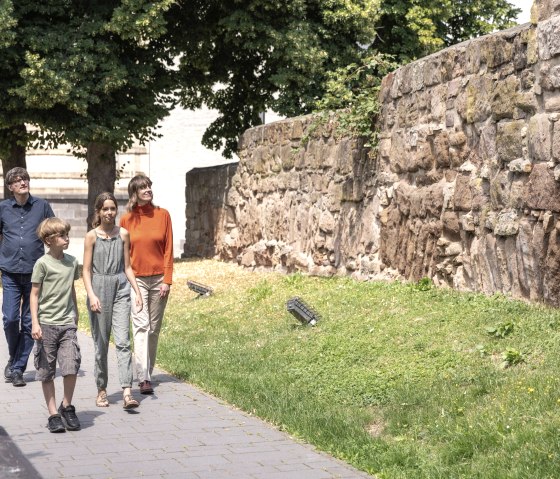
[31,253,79,326]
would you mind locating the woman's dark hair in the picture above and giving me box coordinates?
[126,174,153,212]
[92,192,118,228]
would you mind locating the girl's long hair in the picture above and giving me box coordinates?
[126,174,154,212]
[92,192,118,228]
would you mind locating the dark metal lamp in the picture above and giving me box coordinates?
[286,297,320,326]
[187,280,213,297]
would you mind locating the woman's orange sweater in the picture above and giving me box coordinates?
[120,204,174,284]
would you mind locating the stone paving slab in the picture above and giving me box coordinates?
[0,329,375,479]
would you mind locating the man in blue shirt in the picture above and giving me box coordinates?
[1,167,54,387]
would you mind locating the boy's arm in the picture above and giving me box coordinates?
[72,284,79,326]
[30,283,42,340]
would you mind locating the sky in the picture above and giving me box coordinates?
[511,0,531,24]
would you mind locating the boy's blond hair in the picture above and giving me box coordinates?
[36,217,71,245]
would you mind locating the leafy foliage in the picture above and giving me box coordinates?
[167,0,381,157]
[10,1,177,152]
[500,347,525,368]
[167,0,520,158]
[375,0,521,62]
[486,320,515,338]
[0,1,177,217]
[312,52,397,146]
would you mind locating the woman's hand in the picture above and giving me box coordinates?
[135,294,143,313]
[89,295,101,313]
[159,283,170,299]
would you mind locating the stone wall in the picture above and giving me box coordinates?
[184,0,560,305]
[185,163,238,258]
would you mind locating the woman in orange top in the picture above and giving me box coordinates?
[120,175,173,395]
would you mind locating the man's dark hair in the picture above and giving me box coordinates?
[5,167,30,185]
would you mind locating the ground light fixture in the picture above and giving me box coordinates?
[187,280,213,297]
[286,297,321,326]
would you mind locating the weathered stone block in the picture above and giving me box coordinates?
[466,75,493,123]
[552,121,560,163]
[449,144,469,168]
[424,56,442,86]
[410,141,433,172]
[494,210,519,236]
[537,15,560,60]
[528,114,552,162]
[496,120,526,164]
[509,158,533,173]
[410,60,425,92]
[492,75,521,120]
[291,120,304,140]
[540,63,560,90]
[482,34,514,68]
[466,38,482,74]
[441,211,461,239]
[453,173,474,211]
[516,92,538,114]
[524,162,560,211]
[544,95,560,112]
[432,131,450,168]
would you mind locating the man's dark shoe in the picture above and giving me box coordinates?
[58,403,80,431]
[139,380,154,395]
[4,359,12,380]
[11,370,26,387]
[47,414,66,433]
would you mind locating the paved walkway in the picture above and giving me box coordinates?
[0,329,374,479]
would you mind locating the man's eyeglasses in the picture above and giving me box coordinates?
[9,178,29,185]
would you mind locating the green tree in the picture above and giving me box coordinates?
[0,0,30,198]
[166,0,520,158]
[374,0,521,62]
[168,0,381,158]
[0,1,176,223]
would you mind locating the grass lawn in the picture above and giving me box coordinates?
[76,259,560,478]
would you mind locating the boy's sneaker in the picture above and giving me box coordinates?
[47,414,66,433]
[58,403,80,431]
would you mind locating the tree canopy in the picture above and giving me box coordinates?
[0,0,522,205]
[374,0,521,62]
[3,1,176,151]
[0,0,176,218]
[167,0,381,157]
[168,0,520,157]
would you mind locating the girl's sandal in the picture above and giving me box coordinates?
[123,394,139,409]
[96,390,109,407]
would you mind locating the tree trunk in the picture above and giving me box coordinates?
[86,142,116,230]
[0,125,27,200]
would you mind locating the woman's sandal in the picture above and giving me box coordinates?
[123,394,139,409]
[96,390,109,407]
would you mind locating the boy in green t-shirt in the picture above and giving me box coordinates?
[30,217,81,433]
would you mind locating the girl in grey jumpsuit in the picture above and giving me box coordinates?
[83,192,143,409]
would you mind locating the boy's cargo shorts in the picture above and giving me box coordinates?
[34,324,81,381]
